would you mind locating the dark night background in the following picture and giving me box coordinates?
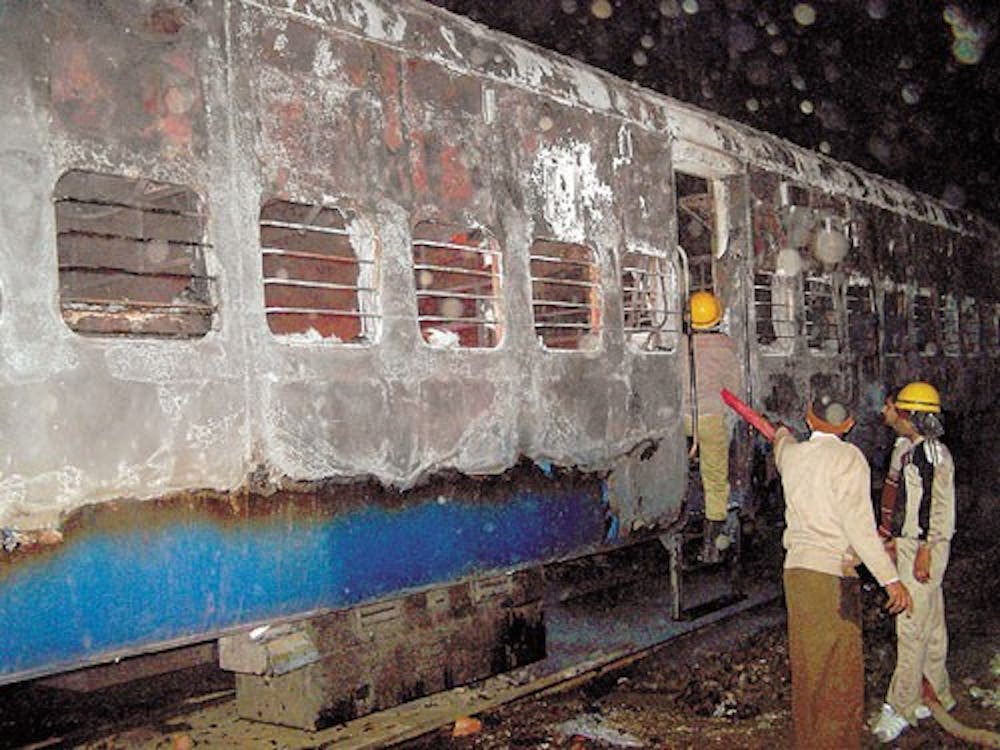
[426,0,999,224]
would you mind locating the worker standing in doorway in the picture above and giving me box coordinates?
[684,290,742,563]
[774,390,911,750]
[872,381,957,743]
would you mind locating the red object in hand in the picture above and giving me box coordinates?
[720,388,777,442]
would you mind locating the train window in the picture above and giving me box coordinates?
[804,274,840,355]
[940,294,961,357]
[753,270,796,355]
[621,250,681,352]
[411,222,502,349]
[961,297,981,356]
[530,239,601,351]
[54,171,213,338]
[260,201,379,343]
[913,288,938,356]
[846,278,877,356]
[882,287,906,356]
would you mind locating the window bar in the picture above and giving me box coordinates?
[264,307,381,318]
[529,254,596,269]
[413,263,495,279]
[263,279,376,293]
[260,219,351,236]
[63,299,215,313]
[414,239,498,256]
[531,277,600,290]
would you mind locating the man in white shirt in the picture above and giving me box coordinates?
[775,389,911,750]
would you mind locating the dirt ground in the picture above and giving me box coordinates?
[411,489,1000,750]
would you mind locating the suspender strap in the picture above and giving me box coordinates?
[911,445,934,541]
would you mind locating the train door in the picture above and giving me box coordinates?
[667,144,752,614]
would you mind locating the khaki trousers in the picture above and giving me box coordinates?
[886,538,954,722]
[784,567,863,750]
[688,413,730,521]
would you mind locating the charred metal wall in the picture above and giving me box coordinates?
[746,164,998,485]
[0,0,692,535]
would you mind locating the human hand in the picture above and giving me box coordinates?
[884,580,912,615]
[913,545,931,583]
[774,425,791,443]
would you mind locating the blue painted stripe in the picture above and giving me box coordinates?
[0,487,605,678]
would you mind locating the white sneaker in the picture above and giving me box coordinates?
[873,703,909,743]
[914,703,932,720]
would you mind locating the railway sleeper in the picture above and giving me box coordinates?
[218,568,545,731]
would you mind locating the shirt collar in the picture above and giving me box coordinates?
[808,431,841,441]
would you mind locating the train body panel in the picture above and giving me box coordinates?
[0,0,996,694]
[0,468,605,680]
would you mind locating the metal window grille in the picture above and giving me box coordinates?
[913,289,938,356]
[754,270,796,350]
[412,222,502,349]
[882,288,907,356]
[846,279,877,356]
[939,294,961,357]
[961,297,981,356]
[621,251,680,351]
[260,201,378,343]
[530,239,601,351]
[54,170,214,338]
[804,275,840,354]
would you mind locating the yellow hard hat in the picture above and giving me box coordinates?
[690,291,723,330]
[895,381,941,413]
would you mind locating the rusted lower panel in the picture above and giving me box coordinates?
[0,462,605,684]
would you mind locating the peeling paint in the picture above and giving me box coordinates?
[533,141,613,243]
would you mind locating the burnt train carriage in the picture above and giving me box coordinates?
[0,0,997,715]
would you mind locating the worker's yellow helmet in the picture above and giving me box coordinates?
[895,381,941,413]
[690,291,723,330]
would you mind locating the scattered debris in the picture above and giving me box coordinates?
[969,685,1000,711]
[452,716,482,737]
[556,715,643,747]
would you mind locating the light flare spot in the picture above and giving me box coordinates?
[866,0,888,20]
[793,3,816,26]
[439,297,464,319]
[659,0,681,18]
[799,99,814,114]
[682,0,700,15]
[590,0,613,19]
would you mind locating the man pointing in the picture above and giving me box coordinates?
[775,388,911,750]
